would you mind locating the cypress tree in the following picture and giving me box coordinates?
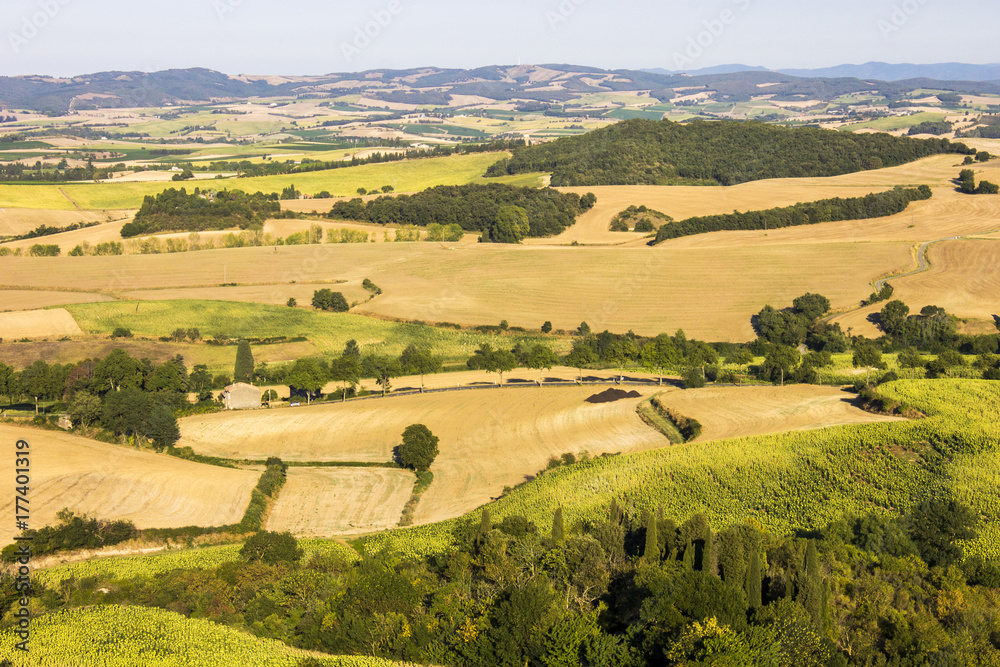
[746,547,762,609]
[797,539,823,626]
[644,511,660,561]
[234,339,255,384]
[703,527,716,576]
[475,508,491,547]
[609,498,621,524]
[552,507,565,544]
[682,540,695,571]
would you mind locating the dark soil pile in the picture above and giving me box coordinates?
[585,388,642,404]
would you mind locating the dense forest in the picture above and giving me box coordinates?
[120,188,284,238]
[27,500,1000,666]
[328,184,597,239]
[485,119,971,186]
[654,185,932,242]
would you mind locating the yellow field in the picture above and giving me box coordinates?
[1,216,132,252]
[0,308,83,339]
[886,239,1000,321]
[545,155,1000,247]
[0,208,120,236]
[0,289,111,312]
[0,152,508,210]
[0,241,910,340]
[120,281,372,308]
[265,467,415,535]
[0,424,259,545]
[179,386,667,526]
[653,385,903,443]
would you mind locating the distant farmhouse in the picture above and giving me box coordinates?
[223,382,262,410]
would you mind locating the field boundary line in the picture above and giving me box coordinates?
[58,187,82,210]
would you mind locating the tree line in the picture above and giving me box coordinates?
[0,351,188,449]
[120,187,286,238]
[328,184,597,240]
[484,118,972,186]
[654,186,932,243]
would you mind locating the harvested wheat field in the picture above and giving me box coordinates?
[266,467,415,536]
[0,208,120,237]
[0,424,259,545]
[654,385,903,444]
[832,238,1000,336]
[1,217,133,253]
[539,154,985,246]
[882,239,1000,321]
[544,156,1000,248]
[120,281,371,308]
[0,290,111,312]
[2,241,910,340]
[180,386,667,525]
[0,308,83,339]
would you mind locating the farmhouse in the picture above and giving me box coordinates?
[223,383,262,410]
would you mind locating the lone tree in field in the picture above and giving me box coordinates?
[234,339,254,384]
[396,424,439,472]
[312,288,349,312]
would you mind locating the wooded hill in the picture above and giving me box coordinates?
[485,119,971,186]
[328,184,596,238]
[120,188,282,238]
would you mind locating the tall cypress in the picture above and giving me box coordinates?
[746,548,762,609]
[682,540,695,571]
[552,507,565,544]
[797,539,823,627]
[703,527,716,576]
[475,508,491,548]
[644,511,660,562]
[234,339,255,384]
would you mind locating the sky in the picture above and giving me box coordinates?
[3,0,999,77]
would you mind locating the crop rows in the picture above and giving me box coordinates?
[0,605,413,666]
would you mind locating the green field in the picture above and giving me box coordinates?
[0,152,510,210]
[0,606,411,667]
[361,379,1000,560]
[36,540,359,587]
[64,300,565,361]
[842,112,949,132]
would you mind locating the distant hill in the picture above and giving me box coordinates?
[2,63,1000,113]
[777,62,1000,83]
[648,62,1000,83]
[484,118,970,187]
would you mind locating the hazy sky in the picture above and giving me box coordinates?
[3,0,998,77]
